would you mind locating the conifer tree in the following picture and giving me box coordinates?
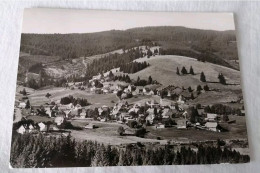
[25,100,30,109]
[176,67,180,75]
[188,86,192,92]
[203,85,209,91]
[200,72,206,82]
[189,66,195,75]
[197,85,202,92]
[190,93,195,100]
[181,67,188,75]
[218,73,226,85]
[148,76,153,84]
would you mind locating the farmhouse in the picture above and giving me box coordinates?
[74,104,82,110]
[146,114,155,124]
[38,122,46,131]
[155,123,165,129]
[146,99,159,108]
[16,125,26,134]
[49,124,60,131]
[205,122,219,132]
[177,119,188,129]
[54,117,64,126]
[205,113,218,122]
[45,107,52,117]
[66,103,74,109]
[128,105,140,113]
[177,95,185,104]
[18,102,26,109]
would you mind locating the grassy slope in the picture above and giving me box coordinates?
[130,55,243,106]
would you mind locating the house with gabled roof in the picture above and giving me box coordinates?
[205,122,219,132]
[205,113,218,122]
[38,122,46,131]
[146,99,159,108]
[177,119,188,129]
[16,125,26,134]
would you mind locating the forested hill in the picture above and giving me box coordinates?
[20,26,238,63]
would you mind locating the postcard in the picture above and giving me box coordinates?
[10,8,249,167]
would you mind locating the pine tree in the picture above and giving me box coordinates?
[218,73,226,85]
[148,76,152,84]
[25,100,30,109]
[181,67,188,75]
[203,85,209,91]
[189,66,195,75]
[176,67,180,75]
[21,88,27,96]
[197,85,202,92]
[188,86,192,92]
[200,72,206,82]
[190,93,195,100]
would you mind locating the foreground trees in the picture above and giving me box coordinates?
[10,133,249,168]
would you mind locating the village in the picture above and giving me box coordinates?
[14,70,243,139]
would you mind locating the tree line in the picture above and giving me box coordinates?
[204,104,244,116]
[10,133,249,168]
[60,95,90,106]
[84,48,145,81]
[119,61,149,74]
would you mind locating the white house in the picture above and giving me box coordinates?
[74,104,82,110]
[145,114,155,124]
[18,102,26,109]
[146,100,159,108]
[16,125,26,134]
[66,103,74,110]
[182,111,188,119]
[205,122,219,132]
[38,122,46,131]
[54,117,64,126]
[28,124,34,133]
[45,107,52,117]
[148,90,154,95]
[177,95,185,104]
[205,113,217,122]
[155,123,165,129]
[177,119,188,129]
[146,108,155,114]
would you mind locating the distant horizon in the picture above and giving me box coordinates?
[21,25,235,35]
[22,8,235,34]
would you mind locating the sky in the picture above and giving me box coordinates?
[22,8,235,34]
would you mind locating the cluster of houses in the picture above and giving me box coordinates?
[16,120,63,135]
[89,80,158,98]
[15,91,223,135]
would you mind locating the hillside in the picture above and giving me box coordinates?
[132,55,241,87]
[128,55,243,105]
[19,26,238,67]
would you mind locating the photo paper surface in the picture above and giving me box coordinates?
[10,8,249,168]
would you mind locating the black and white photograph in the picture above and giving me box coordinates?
[10,8,250,168]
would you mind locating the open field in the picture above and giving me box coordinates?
[68,115,248,146]
[133,55,241,89]
[146,115,248,142]
[70,120,168,145]
[27,115,53,123]
[17,85,119,107]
